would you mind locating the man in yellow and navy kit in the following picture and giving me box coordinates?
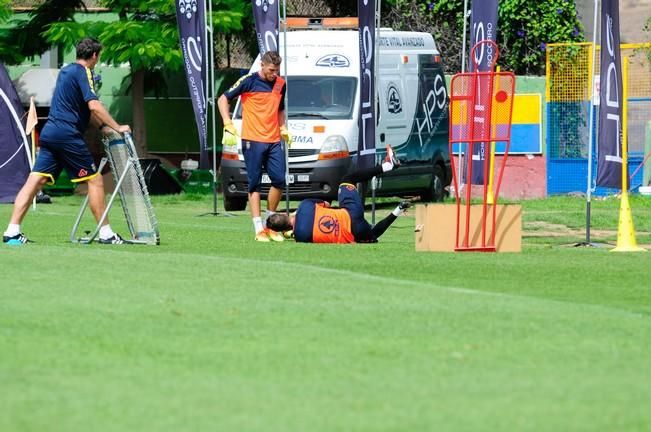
[3,38,131,245]
[218,51,291,242]
[266,146,410,244]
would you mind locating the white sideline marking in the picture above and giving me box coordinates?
[208,255,649,319]
[29,246,649,320]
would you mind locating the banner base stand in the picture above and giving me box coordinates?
[572,241,611,248]
[198,212,235,217]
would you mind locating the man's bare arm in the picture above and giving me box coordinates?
[217,94,233,125]
[88,99,131,134]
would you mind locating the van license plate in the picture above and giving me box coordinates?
[262,174,295,184]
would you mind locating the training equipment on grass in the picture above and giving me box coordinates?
[448,40,516,252]
[70,131,160,245]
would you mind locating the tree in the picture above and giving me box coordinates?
[0,0,87,64]
[384,0,466,73]
[384,0,584,75]
[282,0,584,75]
[44,0,245,156]
[498,0,584,75]
[0,0,11,23]
[321,1,356,16]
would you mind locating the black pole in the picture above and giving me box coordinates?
[198,0,232,217]
[212,150,217,214]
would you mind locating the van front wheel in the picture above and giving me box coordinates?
[421,164,445,202]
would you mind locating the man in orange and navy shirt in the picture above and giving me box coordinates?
[267,146,410,244]
[218,51,291,242]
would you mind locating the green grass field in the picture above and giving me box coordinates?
[2,194,651,431]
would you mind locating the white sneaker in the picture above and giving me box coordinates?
[99,233,130,244]
[3,232,30,245]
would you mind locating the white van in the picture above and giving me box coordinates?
[221,18,450,210]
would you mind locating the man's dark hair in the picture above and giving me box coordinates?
[267,213,292,232]
[261,51,282,66]
[76,38,102,60]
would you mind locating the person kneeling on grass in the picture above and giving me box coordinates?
[266,145,411,244]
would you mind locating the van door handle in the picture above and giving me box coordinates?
[380,133,385,142]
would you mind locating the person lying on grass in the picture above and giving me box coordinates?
[266,145,410,244]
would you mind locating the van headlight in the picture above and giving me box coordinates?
[318,135,350,160]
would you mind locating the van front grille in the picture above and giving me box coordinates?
[260,184,315,194]
[288,149,318,157]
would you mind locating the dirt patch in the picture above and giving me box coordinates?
[524,221,651,249]
[524,221,619,238]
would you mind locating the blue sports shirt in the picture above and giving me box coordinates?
[40,63,98,143]
[293,199,322,242]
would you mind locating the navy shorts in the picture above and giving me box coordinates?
[32,139,98,185]
[242,140,286,193]
[338,183,374,241]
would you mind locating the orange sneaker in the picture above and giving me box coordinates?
[264,227,284,242]
[255,228,284,242]
[255,230,271,242]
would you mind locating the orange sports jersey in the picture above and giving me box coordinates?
[224,72,285,143]
[312,203,356,244]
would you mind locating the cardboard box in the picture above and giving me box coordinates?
[415,204,522,252]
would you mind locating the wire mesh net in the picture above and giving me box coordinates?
[449,74,472,143]
[491,74,516,142]
[546,43,592,159]
[546,42,651,192]
[104,132,159,245]
[450,73,516,143]
[626,46,651,158]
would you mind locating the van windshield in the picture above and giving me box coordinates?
[233,76,357,120]
[286,76,356,120]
